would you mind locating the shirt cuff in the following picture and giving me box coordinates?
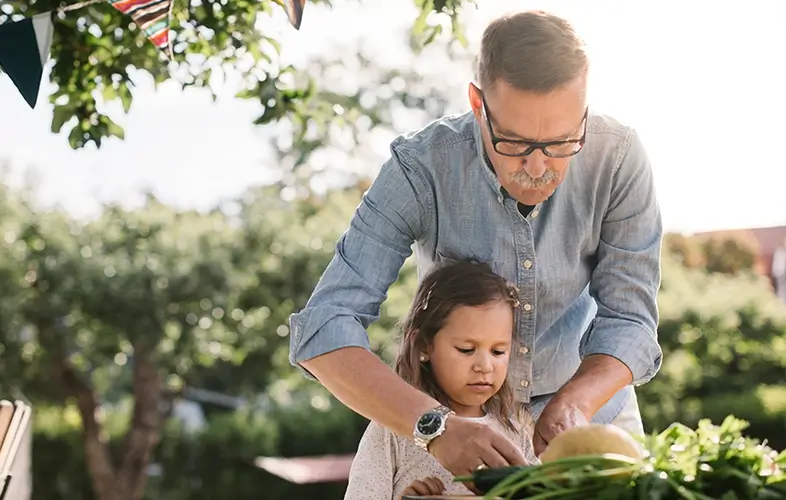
[289,306,372,380]
[579,317,663,386]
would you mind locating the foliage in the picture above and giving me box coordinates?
[663,233,707,269]
[702,232,760,275]
[0,176,419,500]
[663,232,760,275]
[638,251,786,451]
[0,0,477,150]
[31,401,369,500]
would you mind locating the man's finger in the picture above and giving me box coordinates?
[477,447,509,470]
[465,481,482,495]
[533,430,548,457]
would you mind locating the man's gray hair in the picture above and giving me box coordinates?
[477,10,588,93]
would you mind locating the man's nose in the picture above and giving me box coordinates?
[523,150,548,178]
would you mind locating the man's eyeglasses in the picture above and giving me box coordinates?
[481,93,588,158]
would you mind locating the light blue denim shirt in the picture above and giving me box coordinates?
[289,111,663,424]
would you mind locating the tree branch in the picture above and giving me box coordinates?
[118,343,164,500]
[52,350,119,500]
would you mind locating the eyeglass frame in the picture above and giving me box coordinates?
[480,92,589,158]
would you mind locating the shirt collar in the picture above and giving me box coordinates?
[473,119,506,205]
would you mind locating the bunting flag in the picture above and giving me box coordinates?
[0,0,304,109]
[107,0,174,59]
[284,0,307,30]
[0,12,54,108]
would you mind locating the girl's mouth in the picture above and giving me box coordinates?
[467,382,494,392]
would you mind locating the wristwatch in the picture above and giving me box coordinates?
[413,405,455,452]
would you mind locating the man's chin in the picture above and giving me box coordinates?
[516,188,551,206]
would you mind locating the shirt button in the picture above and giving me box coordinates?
[523,260,532,269]
[530,210,539,218]
[520,380,530,387]
[522,303,532,312]
[518,346,529,355]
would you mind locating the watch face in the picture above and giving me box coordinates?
[416,411,442,436]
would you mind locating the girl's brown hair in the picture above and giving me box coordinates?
[394,258,520,432]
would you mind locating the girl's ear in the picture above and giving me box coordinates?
[415,333,433,362]
[425,339,437,358]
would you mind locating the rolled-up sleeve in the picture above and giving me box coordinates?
[581,129,664,386]
[289,144,433,379]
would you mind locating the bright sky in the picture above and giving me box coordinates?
[1,0,784,233]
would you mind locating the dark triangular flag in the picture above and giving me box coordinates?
[0,12,54,108]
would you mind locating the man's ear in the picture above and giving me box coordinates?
[467,82,483,120]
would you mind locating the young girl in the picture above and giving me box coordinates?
[343,259,539,500]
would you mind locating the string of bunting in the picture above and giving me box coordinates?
[0,0,308,110]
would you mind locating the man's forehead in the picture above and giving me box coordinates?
[484,80,586,141]
[488,102,585,142]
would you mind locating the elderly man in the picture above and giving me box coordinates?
[289,9,663,478]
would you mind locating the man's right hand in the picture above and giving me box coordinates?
[428,416,529,480]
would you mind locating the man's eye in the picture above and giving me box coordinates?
[455,347,474,354]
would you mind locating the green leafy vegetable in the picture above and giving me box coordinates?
[454,416,786,499]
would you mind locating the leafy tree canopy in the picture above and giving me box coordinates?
[0,0,476,150]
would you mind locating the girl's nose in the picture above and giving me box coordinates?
[473,354,494,373]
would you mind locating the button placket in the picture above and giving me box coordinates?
[505,197,537,403]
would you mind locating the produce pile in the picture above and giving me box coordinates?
[455,416,786,500]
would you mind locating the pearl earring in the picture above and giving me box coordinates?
[419,353,428,362]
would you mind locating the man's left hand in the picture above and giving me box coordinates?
[532,396,589,456]
[532,354,634,457]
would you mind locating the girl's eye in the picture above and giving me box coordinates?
[492,350,507,356]
[455,347,474,354]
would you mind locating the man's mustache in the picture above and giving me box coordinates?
[510,168,558,189]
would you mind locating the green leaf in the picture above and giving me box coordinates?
[51,105,72,134]
[451,15,467,47]
[106,118,125,140]
[67,126,84,149]
[423,24,443,46]
[118,85,133,114]
[102,83,118,104]
[412,0,434,36]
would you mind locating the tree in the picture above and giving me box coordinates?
[663,232,760,275]
[0,0,476,150]
[0,188,250,500]
[638,250,786,450]
[0,175,423,500]
[702,233,759,275]
[0,11,474,494]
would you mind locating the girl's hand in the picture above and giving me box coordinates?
[401,476,445,497]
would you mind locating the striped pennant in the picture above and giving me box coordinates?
[108,0,174,58]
